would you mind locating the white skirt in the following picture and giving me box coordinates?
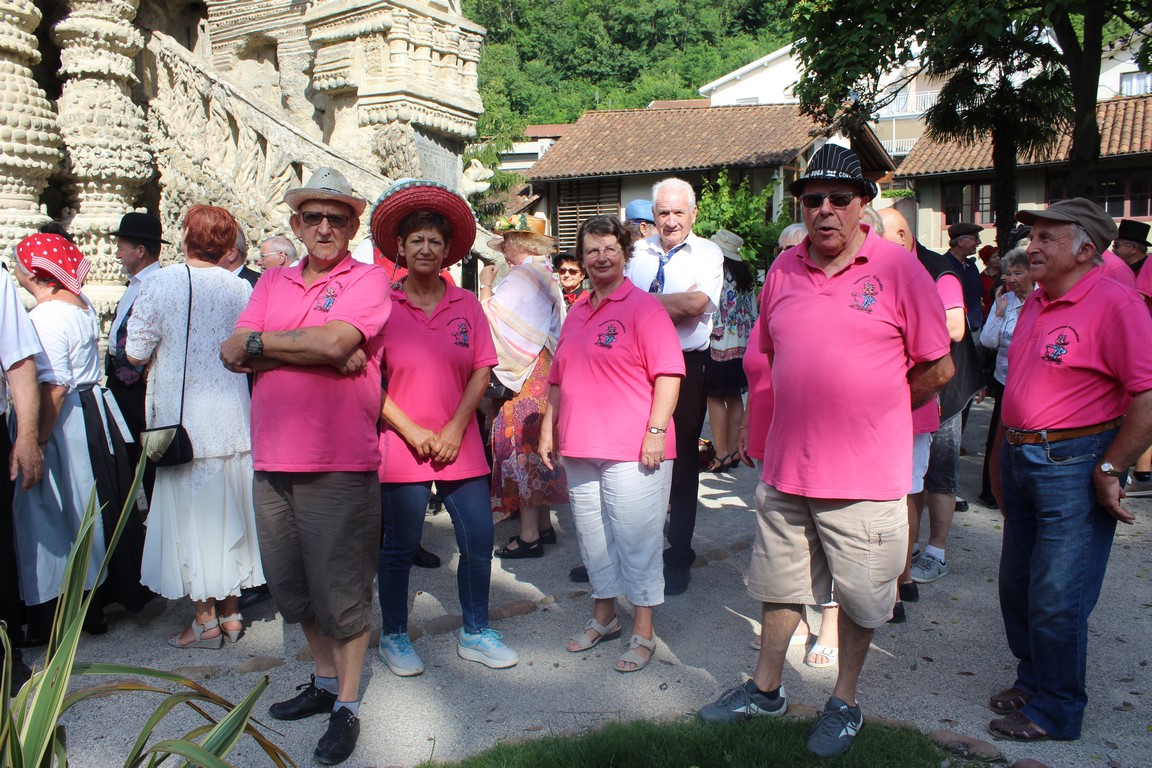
[140,452,265,601]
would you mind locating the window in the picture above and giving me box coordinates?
[554,178,621,251]
[942,181,993,226]
[1120,72,1152,96]
[1048,172,1151,218]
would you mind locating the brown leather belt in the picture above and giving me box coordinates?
[1003,417,1123,446]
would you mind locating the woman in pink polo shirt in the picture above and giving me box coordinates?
[539,215,684,673]
[369,181,518,675]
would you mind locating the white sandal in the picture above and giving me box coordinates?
[615,634,656,673]
[804,643,839,668]
[566,617,621,652]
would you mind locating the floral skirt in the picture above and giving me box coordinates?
[491,348,568,521]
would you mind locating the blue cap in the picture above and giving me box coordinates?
[625,199,654,223]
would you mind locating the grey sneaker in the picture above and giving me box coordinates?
[807,696,863,758]
[378,632,424,677]
[909,552,949,583]
[698,680,787,723]
[1123,478,1152,498]
[457,628,519,669]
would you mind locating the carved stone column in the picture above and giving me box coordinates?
[53,0,153,285]
[0,2,62,265]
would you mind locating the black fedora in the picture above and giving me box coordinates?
[109,212,170,244]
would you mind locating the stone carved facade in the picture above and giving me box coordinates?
[0,0,487,319]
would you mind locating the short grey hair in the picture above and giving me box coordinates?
[778,223,807,249]
[1067,223,1099,264]
[861,207,884,237]
[1003,247,1029,271]
[235,227,248,255]
[260,235,298,261]
[652,178,696,209]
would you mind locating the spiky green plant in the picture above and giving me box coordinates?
[0,456,294,767]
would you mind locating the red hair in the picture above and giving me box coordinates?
[182,205,238,263]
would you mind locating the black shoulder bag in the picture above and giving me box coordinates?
[139,267,195,466]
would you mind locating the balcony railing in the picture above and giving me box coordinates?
[881,137,920,156]
[877,90,939,116]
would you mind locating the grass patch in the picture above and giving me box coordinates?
[419,716,985,768]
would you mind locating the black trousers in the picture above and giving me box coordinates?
[665,350,708,569]
[0,416,22,634]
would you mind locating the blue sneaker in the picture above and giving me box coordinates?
[456,628,518,669]
[377,632,424,677]
[698,680,787,723]
[807,696,863,758]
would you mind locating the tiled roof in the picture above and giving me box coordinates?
[527,105,823,181]
[524,124,571,139]
[647,98,711,109]
[896,94,1152,178]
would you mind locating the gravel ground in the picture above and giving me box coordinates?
[30,401,1152,767]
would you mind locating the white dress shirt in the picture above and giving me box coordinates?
[625,232,724,352]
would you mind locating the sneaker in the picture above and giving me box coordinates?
[314,706,360,765]
[268,675,337,721]
[457,628,519,669]
[378,632,425,677]
[698,680,787,724]
[569,565,589,583]
[664,564,691,595]
[898,581,920,602]
[807,696,863,758]
[887,601,906,624]
[909,552,949,583]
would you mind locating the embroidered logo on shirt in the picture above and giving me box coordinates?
[450,317,471,348]
[850,276,882,313]
[595,320,622,349]
[315,285,338,312]
[1042,325,1079,364]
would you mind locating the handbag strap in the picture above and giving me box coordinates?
[176,266,192,423]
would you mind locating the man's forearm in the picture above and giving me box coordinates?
[6,357,40,440]
[655,291,710,323]
[909,355,954,409]
[1103,391,1152,469]
[259,325,362,365]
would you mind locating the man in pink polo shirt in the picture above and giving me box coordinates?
[220,167,391,765]
[987,198,1152,745]
[698,144,953,758]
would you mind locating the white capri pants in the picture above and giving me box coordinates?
[565,457,671,607]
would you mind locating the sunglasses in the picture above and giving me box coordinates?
[799,193,861,209]
[299,211,352,228]
[557,267,583,275]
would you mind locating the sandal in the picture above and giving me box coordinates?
[218,612,245,643]
[494,536,543,559]
[615,634,656,673]
[509,528,557,546]
[989,686,1033,715]
[168,618,223,650]
[804,643,839,668]
[988,711,1050,742]
[566,616,621,652]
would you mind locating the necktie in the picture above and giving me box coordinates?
[648,243,686,294]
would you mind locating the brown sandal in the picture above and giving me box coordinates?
[988,711,1050,742]
[988,686,1032,715]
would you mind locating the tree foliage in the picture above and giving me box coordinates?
[695,170,789,266]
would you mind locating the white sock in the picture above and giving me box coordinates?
[315,675,339,695]
[335,700,359,717]
[924,544,946,562]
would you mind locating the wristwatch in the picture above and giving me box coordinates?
[244,332,264,357]
[647,426,666,435]
[1098,461,1124,477]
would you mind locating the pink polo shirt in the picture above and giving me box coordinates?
[378,283,496,482]
[1101,250,1137,291]
[911,273,964,435]
[549,279,685,461]
[759,230,952,500]
[1136,258,1152,300]
[238,254,392,472]
[742,322,772,461]
[1002,268,1152,430]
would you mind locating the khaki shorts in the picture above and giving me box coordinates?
[747,482,907,628]
[254,471,381,639]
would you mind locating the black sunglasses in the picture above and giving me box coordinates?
[299,211,352,228]
[799,192,861,210]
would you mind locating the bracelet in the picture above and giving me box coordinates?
[738,425,748,431]
[480,283,492,289]
[647,426,666,434]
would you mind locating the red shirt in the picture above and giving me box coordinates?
[1003,268,1152,430]
[759,230,952,500]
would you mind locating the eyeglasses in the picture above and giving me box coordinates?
[299,211,352,228]
[799,192,861,209]
[583,245,621,258]
[557,267,583,275]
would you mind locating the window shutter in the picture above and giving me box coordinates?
[555,178,621,251]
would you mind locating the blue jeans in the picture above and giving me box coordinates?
[378,476,494,635]
[998,428,1119,739]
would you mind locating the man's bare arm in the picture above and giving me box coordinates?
[1095,389,1152,524]
[221,323,363,372]
[6,357,42,488]
[908,354,954,409]
[944,307,965,343]
[654,290,710,323]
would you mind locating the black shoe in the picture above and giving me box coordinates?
[7,649,32,691]
[237,585,272,610]
[888,602,907,624]
[664,565,691,596]
[413,546,441,569]
[314,706,360,765]
[955,498,970,512]
[539,527,558,545]
[978,492,997,508]
[494,536,543,559]
[269,676,338,721]
[569,565,589,583]
[898,581,919,603]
